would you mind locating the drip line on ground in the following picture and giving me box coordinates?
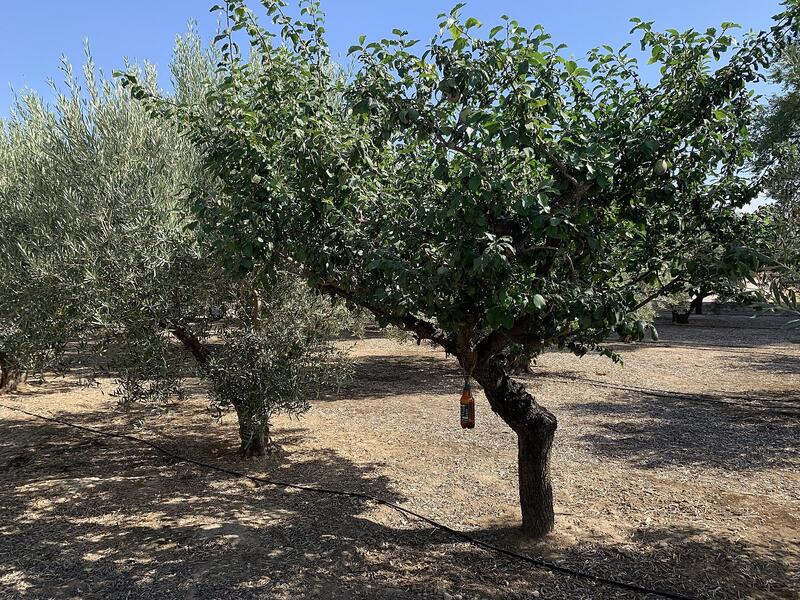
[0,402,697,600]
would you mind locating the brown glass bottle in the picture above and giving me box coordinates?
[460,379,475,429]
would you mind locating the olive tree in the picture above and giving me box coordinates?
[206,275,351,455]
[0,53,201,396]
[128,1,799,535]
[0,35,351,455]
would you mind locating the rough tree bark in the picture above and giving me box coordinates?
[473,355,556,537]
[0,351,24,393]
[234,405,273,458]
[168,325,212,364]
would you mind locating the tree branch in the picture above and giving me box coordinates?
[162,323,212,365]
[630,276,685,312]
[314,280,456,353]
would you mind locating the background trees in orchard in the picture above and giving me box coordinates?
[751,44,800,322]
[127,0,799,536]
[665,225,758,320]
[0,33,352,456]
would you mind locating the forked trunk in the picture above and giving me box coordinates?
[474,355,556,537]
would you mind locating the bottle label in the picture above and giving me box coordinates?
[461,404,469,421]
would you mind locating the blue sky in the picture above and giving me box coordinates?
[0,1,786,117]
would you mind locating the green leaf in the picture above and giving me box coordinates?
[529,51,546,65]
[465,17,481,29]
[352,99,370,115]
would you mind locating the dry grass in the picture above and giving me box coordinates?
[1,312,798,599]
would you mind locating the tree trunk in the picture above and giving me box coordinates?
[0,351,8,391]
[0,352,24,393]
[234,405,272,458]
[516,419,556,535]
[672,310,690,324]
[474,355,556,537]
[167,325,211,364]
[690,293,706,315]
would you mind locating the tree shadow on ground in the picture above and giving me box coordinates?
[469,522,798,599]
[563,387,799,470]
[1,409,560,600]
[2,409,797,599]
[533,367,799,410]
[586,311,799,358]
[606,337,798,355]
[5,377,97,398]
[611,312,800,353]
[0,409,572,599]
[727,350,800,375]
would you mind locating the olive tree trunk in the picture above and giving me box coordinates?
[0,352,24,393]
[474,356,556,537]
[234,405,273,458]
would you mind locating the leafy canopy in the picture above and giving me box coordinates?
[0,43,219,392]
[127,0,800,364]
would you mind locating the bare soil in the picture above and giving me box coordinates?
[1,312,798,599]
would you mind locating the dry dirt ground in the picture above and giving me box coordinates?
[0,312,798,600]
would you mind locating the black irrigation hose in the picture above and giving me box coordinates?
[0,402,695,600]
[537,373,799,415]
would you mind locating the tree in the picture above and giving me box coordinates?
[128,0,799,535]
[206,275,351,455]
[0,351,24,392]
[678,228,755,317]
[751,45,800,323]
[0,35,351,455]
